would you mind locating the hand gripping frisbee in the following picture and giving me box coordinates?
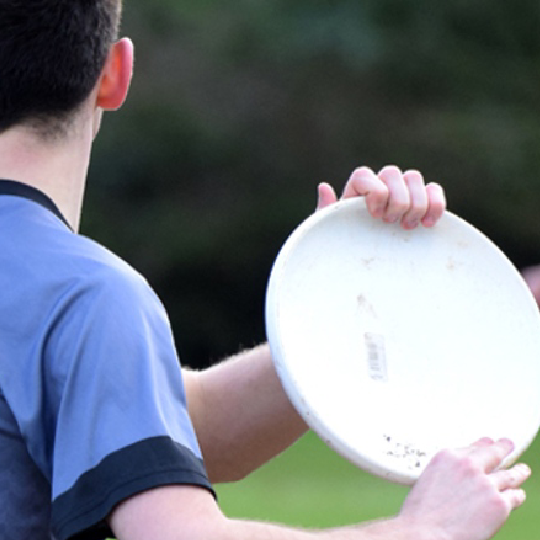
[265,198,540,484]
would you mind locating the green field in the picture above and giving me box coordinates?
[216,431,540,538]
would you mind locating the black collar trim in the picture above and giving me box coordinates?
[0,179,72,231]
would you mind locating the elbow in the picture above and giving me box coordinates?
[205,457,254,485]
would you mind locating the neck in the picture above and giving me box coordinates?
[0,118,94,232]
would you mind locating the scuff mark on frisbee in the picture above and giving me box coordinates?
[383,434,427,470]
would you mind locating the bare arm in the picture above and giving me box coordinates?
[183,343,307,483]
[109,484,407,540]
[109,439,530,540]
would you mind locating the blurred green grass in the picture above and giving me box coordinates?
[216,430,540,538]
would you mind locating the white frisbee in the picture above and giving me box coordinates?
[265,198,540,484]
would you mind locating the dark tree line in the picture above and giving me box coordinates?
[84,0,540,367]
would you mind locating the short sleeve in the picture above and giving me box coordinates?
[42,265,214,539]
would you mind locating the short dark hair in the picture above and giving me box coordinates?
[0,0,122,137]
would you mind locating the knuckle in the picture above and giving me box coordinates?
[506,470,518,486]
[426,181,443,192]
[426,183,446,203]
[379,164,401,177]
[431,448,457,466]
[403,169,424,185]
[507,465,529,486]
[434,450,481,477]
[352,165,373,177]
[429,195,445,209]
[458,456,480,476]
[492,447,509,465]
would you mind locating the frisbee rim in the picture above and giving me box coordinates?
[265,198,540,484]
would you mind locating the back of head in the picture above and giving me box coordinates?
[0,0,122,139]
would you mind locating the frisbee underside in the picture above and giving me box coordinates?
[265,199,540,484]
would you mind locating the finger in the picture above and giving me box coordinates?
[316,182,337,210]
[501,488,527,511]
[492,463,531,491]
[466,437,495,450]
[377,165,410,223]
[421,182,446,227]
[522,266,540,303]
[401,170,428,229]
[451,437,494,460]
[468,438,515,473]
[342,167,389,218]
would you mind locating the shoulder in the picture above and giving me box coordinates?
[79,239,155,305]
[4,215,155,305]
[51,231,161,313]
[35,233,173,373]
[52,236,170,345]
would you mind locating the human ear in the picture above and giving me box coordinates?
[96,37,134,111]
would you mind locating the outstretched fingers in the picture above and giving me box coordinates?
[500,488,527,511]
[488,466,530,522]
[456,438,531,512]
[400,438,531,540]
[494,463,533,491]
[464,438,515,474]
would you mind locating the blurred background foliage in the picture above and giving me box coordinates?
[85,0,540,368]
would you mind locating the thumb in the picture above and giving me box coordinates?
[317,182,337,210]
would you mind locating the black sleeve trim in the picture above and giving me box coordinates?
[51,436,215,540]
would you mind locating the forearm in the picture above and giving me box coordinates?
[110,485,432,540]
[183,343,308,483]
[224,515,431,540]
